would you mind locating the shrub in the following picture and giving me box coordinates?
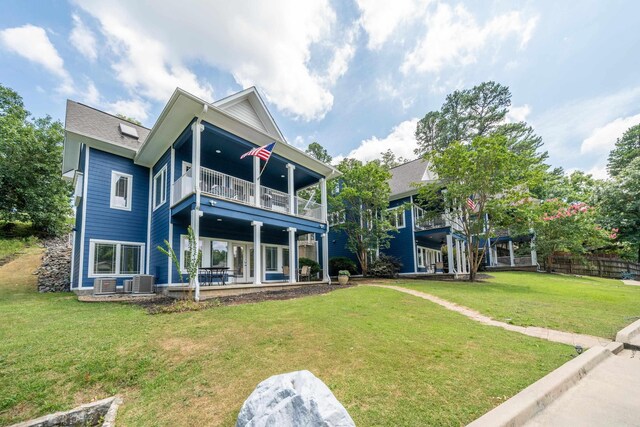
[368,254,403,278]
[299,257,321,277]
[329,256,358,276]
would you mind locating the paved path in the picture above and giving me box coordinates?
[370,284,610,348]
[524,349,640,426]
[623,279,640,287]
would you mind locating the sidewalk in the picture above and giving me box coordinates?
[524,349,640,426]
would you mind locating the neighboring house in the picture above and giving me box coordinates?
[328,159,536,275]
[63,87,339,293]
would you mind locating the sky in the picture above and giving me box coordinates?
[1,0,639,178]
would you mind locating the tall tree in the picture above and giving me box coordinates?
[600,157,640,262]
[414,81,512,155]
[305,141,332,164]
[331,159,396,275]
[0,84,71,235]
[608,124,640,177]
[380,149,405,169]
[418,134,545,281]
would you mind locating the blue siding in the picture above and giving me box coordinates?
[80,148,149,287]
[382,197,415,273]
[149,148,171,284]
[327,228,359,273]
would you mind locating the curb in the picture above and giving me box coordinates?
[467,341,623,427]
[615,318,640,346]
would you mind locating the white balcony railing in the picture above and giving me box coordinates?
[413,206,448,231]
[171,166,324,222]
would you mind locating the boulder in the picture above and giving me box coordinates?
[236,370,355,427]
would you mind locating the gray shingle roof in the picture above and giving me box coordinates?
[388,158,437,197]
[65,100,150,152]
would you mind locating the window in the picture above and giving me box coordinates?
[282,248,290,268]
[265,246,278,271]
[211,241,228,267]
[110,171,132,210]
[90,240,144,276]
[388,208,406,229]
[153,166,167,210]
[181,236,203,272]
[328,210,345,226]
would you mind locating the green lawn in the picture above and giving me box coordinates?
[0,221,38,261]
[0,254,573,426]
[396,272,640,339]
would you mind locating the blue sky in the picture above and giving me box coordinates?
[1,0,639,178]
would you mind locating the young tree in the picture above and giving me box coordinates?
[417,134,545,281]
[608,124,640,177]
[305,141,332,164]
[0,84,71,235]
[331,159,396,275]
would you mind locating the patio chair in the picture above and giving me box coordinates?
[298,265,311,282]
[283,265,290,281]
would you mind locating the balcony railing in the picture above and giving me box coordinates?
[413,206,449,231]
[172,166,324,221]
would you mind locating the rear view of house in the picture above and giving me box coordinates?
[63,87,339,295]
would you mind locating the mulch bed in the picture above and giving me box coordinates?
[130,284,357,314]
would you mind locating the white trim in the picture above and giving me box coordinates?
[410,195,418,274]
[182,161,191,176]
[168,147,175,284]
[152,164,167,211]
[146,168,152,274]
[110,170,133,211]
[88,239,145,278]
[78,147,90,287]
[387,206,406,229]
[70,229,76,287]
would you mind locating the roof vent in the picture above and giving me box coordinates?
[119,123,139,139]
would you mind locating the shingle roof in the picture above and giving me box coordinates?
[388,158,437,198]
[65,100,151,152]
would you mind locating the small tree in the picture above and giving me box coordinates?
[331,159,397,275]
[418,134,544,281]
[157,225,201,300]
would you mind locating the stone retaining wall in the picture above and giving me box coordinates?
[36,237,71,293]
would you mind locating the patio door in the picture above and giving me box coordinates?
[232,244,255,283]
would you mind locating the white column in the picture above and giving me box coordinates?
[288,227,296,283]
[253,156,261,207]
[320,178,328,223]
[493,247,498,266]
[287,164,296,215]
[192,121,203,207]
[252,221,262,285]
[322,233,330,284]
[461,241,468,274]
[455,239,462,274]
[191,209,202,301]
[530,233,538,266]
[509,240,515,266]
[446,234,455,274]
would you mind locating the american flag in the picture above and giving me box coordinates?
[240,142,276,161]
[466,196,477,211]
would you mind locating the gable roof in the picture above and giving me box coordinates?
[213,87,285,141]
[62,101,151,174]
[388,158,437,200]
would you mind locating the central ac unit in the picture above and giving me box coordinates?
[132,275,154,293]
[93,278,116,294]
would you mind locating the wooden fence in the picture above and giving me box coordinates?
[544,255,640,279]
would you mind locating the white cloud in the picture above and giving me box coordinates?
[338,118,419,163]
[506,104,531,123]
[356,0,427,49]
[586,164,608,180]
[106,98,150,122]
[581,113,640,155]
[0,24,73,91]
[73,0,352,121]
[401,4,538,74]
[69,14,98,61]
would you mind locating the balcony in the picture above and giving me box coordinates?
[172,166,323,222]
[413,206,449,231]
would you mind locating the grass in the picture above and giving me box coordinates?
[395,272,640,339]
[0,221,39,261]
[0,255,574,426]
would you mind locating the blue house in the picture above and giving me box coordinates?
[328,159,537,275]
[62,87,340,296]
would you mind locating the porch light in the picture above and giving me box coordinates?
[215,149,221,153]
[281,174,285,178]
[217,218,222,222]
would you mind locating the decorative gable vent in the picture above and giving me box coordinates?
[119,123,139,139]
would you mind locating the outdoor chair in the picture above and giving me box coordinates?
[283,265,290,281]
[298,265,311,281]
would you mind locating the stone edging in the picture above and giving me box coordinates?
[615,318,640,346]
[467,342,623,427]
[9,396,122,427]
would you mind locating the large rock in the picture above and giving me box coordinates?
[236,370,355,427]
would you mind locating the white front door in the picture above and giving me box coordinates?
[232,244,255,283]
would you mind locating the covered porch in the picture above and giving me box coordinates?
[414,227,470,275]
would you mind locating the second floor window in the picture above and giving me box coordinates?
[153,165,167,210]
[111,171,132,211]
[328,210,346,226]
[388,208,406,229]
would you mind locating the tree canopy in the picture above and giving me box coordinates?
[608,124,640,177]
[305,142,332,164]
[0,84,71,235]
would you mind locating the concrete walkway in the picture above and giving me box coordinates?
[524,349,640,426]
[623,279,640,286]
[370,284,610,348]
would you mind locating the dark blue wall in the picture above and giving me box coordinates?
[80,148,149,287]
[381,197,415,273]
[149,148,171,284]
[71,145,86,289]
